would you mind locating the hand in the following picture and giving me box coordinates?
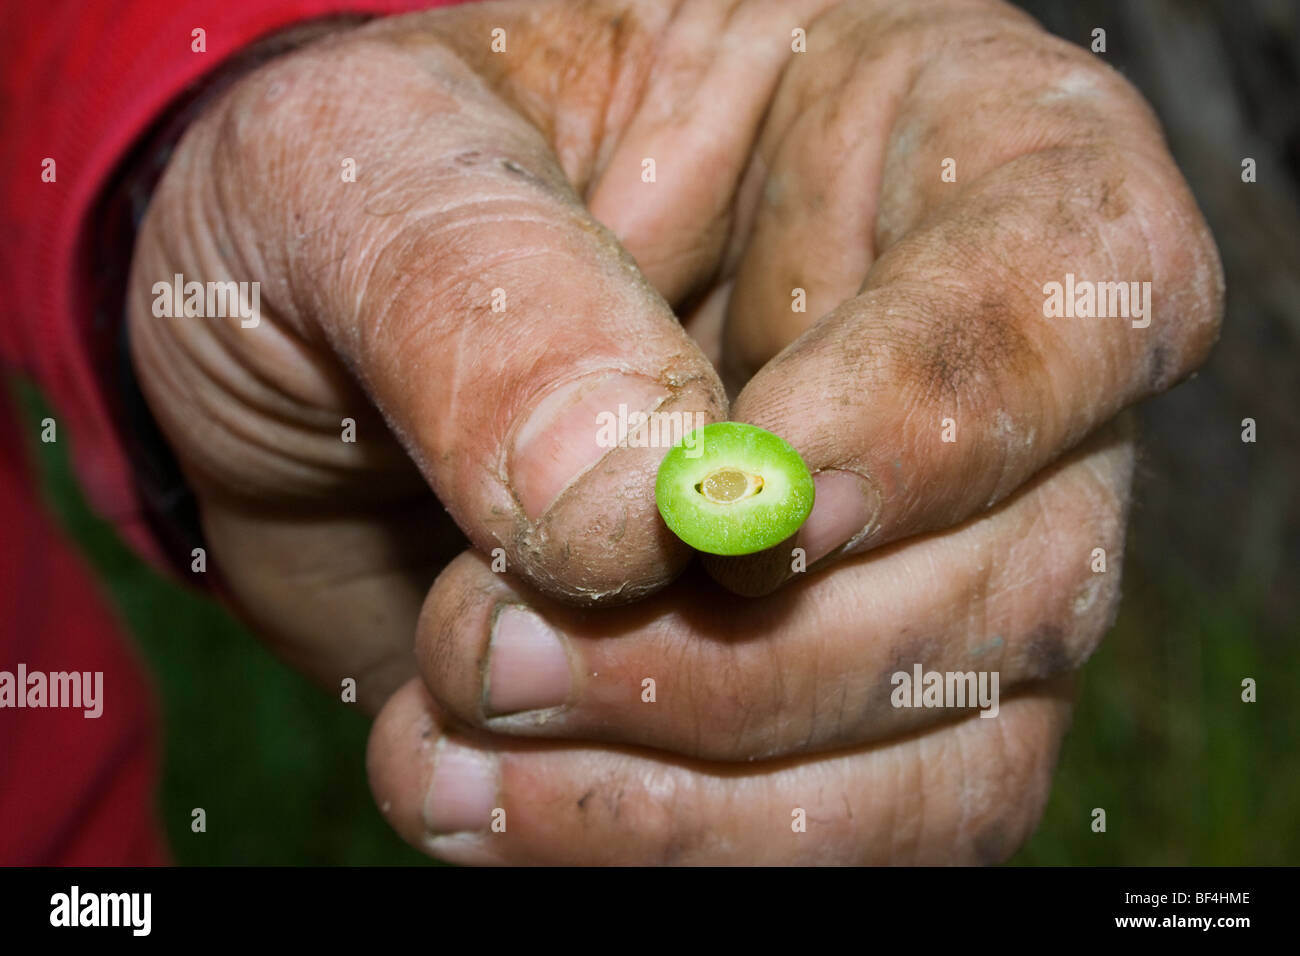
[374,420,1133,864]
[127,9,730,711]
[129,0,1222,864]
[359,0,1220,864]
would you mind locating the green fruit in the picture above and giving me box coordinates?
[655,422,814,556]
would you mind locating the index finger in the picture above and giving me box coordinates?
[710,3,1222,595]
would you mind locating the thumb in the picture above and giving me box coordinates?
[217,27,725,604]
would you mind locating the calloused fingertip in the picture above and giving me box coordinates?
[508,379,728,606]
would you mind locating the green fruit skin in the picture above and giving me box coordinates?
[654,422,815,556]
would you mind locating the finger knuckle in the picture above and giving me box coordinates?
[958,719,1056,864]
[1023,458,1132,675]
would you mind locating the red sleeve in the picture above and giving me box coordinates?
[0,0,462,565]
[0,390,168,864]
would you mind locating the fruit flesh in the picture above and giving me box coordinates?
[655,422,814,556]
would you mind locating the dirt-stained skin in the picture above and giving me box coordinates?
[130,0,1221,864]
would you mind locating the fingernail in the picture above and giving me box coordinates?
[423,739,499,835]
[485,606,573,717]
[795,469,882,564]
[510,372,669,519]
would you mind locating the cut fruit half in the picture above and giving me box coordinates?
[655,422,814,556]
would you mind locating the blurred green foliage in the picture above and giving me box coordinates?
[1013,572,1298,864]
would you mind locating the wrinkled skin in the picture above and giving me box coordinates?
[128,0,1223,864]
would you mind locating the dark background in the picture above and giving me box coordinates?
[13,0,1300,863]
